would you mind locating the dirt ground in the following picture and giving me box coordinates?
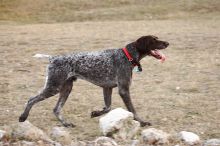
[0,19,220,141]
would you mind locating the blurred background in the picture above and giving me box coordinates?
[0,0,219,144]
[0,0,219,23]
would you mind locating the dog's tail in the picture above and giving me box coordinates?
[33,53,51,59]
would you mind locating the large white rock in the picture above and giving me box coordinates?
[178,131,200,145]
[99,108,134,135]
[99,108,140,140]
[203,139,220,146]
[141,128,170,145]
[50,127,72,145]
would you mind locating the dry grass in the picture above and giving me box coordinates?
[0,0,220,145]
[0,0,220,23]
[0,20,219,144]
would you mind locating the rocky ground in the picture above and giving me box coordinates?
[1,108,220,145]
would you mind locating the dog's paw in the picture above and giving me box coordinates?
[91,110,102,118]
[140,121,152,127]
[19,115,27,122]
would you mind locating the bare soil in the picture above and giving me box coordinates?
[0,20,220,141]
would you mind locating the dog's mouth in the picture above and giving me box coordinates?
[150,49,166,62]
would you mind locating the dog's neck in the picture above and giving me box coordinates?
[125,42,141,62]
[124,42,143,72]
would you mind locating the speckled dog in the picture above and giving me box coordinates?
[19,35,169,127]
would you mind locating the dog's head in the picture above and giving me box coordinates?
[135,35,169,61]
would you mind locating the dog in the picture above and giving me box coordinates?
[19,35,169,127]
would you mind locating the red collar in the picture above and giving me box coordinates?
[122,47,142,72]
[122,48,133,62]
[122,47,138,67]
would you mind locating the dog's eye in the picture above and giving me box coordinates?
[153,38,157,42]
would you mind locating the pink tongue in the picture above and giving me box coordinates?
[151,50,166,63]
[160,53,166,63]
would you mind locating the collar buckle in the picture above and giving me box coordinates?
[122,47,142,72]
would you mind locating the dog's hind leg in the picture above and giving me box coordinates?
[19,86,59,122]
[53,79,74,127]
[91,87,112,118]
[19,65,65,123]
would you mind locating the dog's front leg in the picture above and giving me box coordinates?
[91,87,112,118]
[118,84,151,127]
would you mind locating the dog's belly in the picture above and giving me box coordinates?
[79,76,117,88]
[75,69,118,88]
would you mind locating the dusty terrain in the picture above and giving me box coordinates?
[0,0,220,143]
[0,19,219,141]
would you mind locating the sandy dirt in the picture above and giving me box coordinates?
[0,20,220,141]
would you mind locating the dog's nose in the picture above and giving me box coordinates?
[164,42,169,46]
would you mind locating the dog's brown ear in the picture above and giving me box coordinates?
[135,36,151,54]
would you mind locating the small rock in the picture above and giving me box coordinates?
[99,108,140,140]
[176,86,180,90]
[203,139,220,146]
[37,140,61,146]
[114,120,140,140]
[50,127,72,145]
[71,140,87,146]
[141,128,170,145]
[0,130,6,140]
[94,137,118,146]
[178,131,200,145]
[33,54,50,58]
[21,141,36,146]
[11,142,21,146]
[11,121,52,143]
[130,140,139,146]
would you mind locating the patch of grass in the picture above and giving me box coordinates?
[0,0,220,23]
